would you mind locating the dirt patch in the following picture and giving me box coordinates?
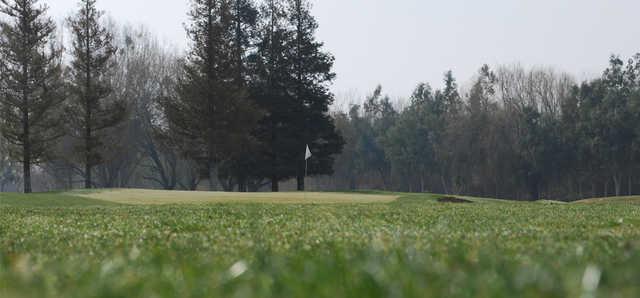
[437,197,474,204]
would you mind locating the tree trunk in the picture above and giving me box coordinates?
[613,175,621,197]
[440,175,449,195]
[208,161,218,191]
[85,163,92,189]
[578,180,583,200]
[248,178,263,192]
[22,157,31,194]
[349,176,357,190]
[379,169,390,191]
[529,176,540,201]
[271,176,279,192]
[23,110,31,194]
[168,158,177,190]
[530,184,539,201]
[297,174,304,191]
[237,175,247,192]
[84,15,93,189]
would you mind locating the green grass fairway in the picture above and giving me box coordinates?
[2,191,640,297]
[72,189,399,205]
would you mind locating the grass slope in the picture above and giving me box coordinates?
[1,190,640,297]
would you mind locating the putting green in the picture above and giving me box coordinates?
[73,189,399,205]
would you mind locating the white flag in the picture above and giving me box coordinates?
[305,145,312,160]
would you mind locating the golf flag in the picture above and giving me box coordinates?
[305,145,312,160]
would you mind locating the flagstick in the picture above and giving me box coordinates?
[304,144,312,200]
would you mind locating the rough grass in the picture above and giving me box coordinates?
[72,189,399,205]
[1,191,640,297]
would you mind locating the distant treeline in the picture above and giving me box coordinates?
[328,59,640,201]
[1,1,638,200]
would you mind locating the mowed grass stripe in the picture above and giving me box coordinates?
[73,189,399,205]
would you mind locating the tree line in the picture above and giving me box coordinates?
[1,0,638,201]
[0,0,342,193]
[329,58,640,201]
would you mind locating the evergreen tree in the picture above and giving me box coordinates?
[223,0,260,192]
[287,0,343,191]
[361,86,397,189]
[66,0,125,189]
[383,84,436,192]
[162,0,261,190]
[249,0,294,192]
[442,70,463,116]
[250,0,342,191]
[0,0,64,193]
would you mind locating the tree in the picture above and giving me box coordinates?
[66,0,125,189]
[286,0,343,191]
[600,55,637,196]
[161,0,261,190]
[105,25,184,190]
[383,84,436,192]
[464,65,498,196]
[361,86,397,189]
[0,136,20,191]
[248,0,344,192]
[495,65,574,200]
[330,110,358,189]
[0,0,64,193]
[219,0,260,192]
[248,0,292,192]
[573,55,640,197]
[435,71,465,194]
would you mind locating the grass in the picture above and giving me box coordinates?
[576,195,640,204]
[0,191,117,208]
[1,190,640,297]
[72,189,399,205]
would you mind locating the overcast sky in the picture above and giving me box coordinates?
[44,0,640,102]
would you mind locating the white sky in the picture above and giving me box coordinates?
[44,0,640,101]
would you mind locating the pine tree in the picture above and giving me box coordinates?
[66,0,125,189]
[287,0,343,191]
[248,0,292,192]
[161,0,261,190]
[225,0,260,192]
[442,70,463,116]
[0,0,64,193]
[250,0,342,191]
